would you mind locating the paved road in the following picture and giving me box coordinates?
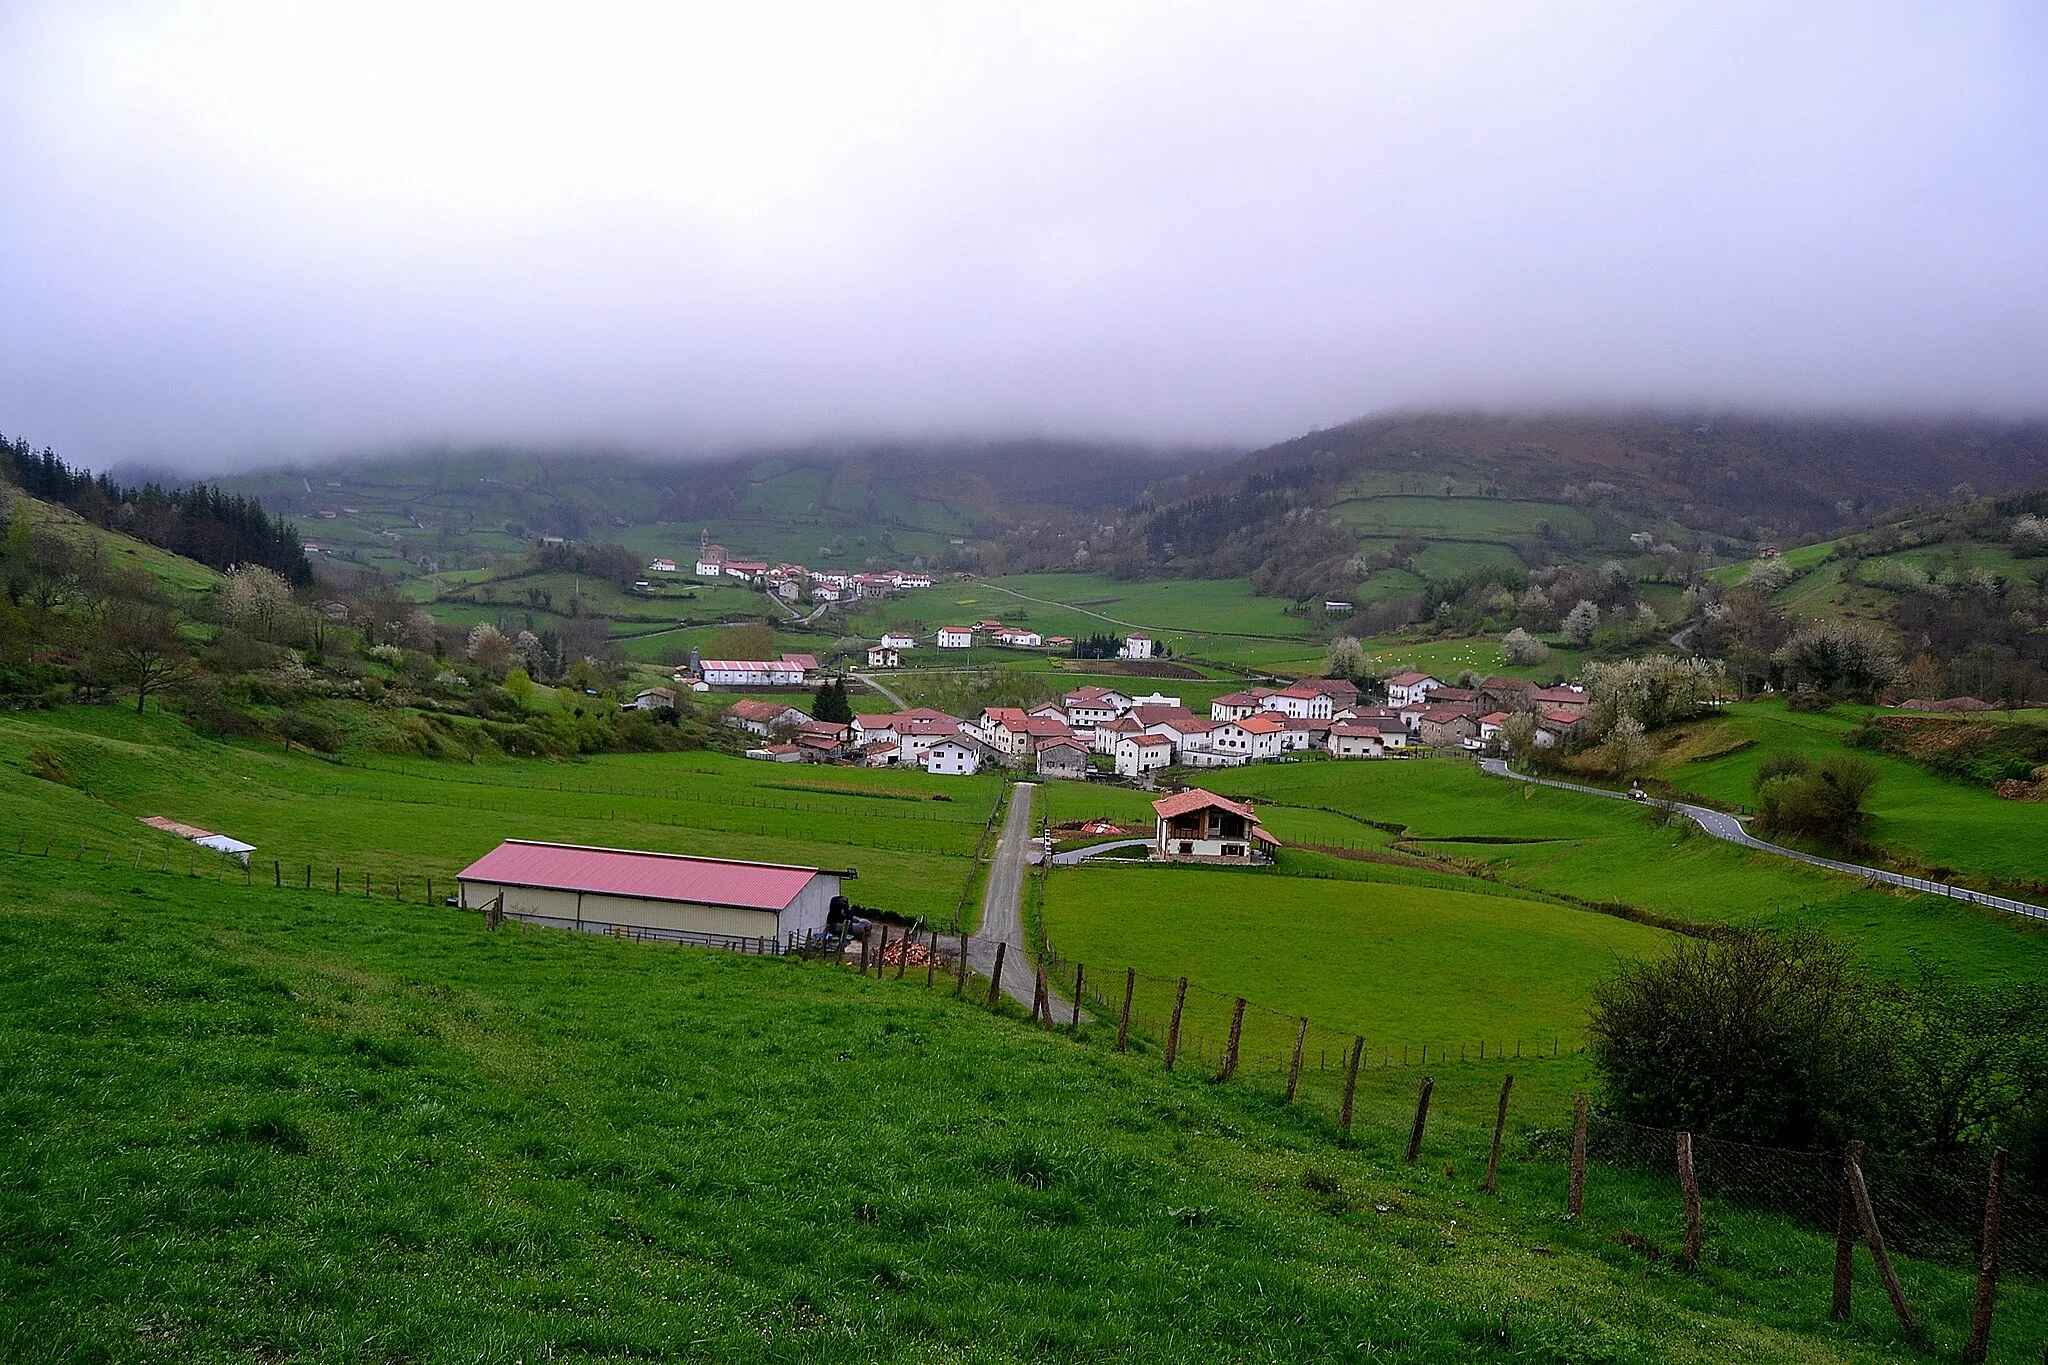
[1477,757,2048,922]
[1051,838,1150,865]
[967,783,1043,1008]
[850,671,910,711]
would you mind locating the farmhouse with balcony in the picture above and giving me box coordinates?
[866,645,900,668]
[1150,790,1277,864]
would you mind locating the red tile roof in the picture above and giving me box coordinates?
[1236,713,1286,734]
[726,699,799,723]
[1387,671,1436,686]
[458,840,828,911]
[1151,788,1255,820]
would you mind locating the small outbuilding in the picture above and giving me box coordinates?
[456,839,847,949]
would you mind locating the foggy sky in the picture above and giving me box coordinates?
[4,2,2047,471]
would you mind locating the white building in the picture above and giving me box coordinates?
[1207,714,1286,763]
[700,659,808,687]
[1259,686,1334,720]
[1119,633,1155,660]
[924,738,983,776]
[1326,723,1386,759]
[1063,685,1131,729]
[694,545,727,577]
[936,626,975,650]
[1114,734,1174,777]
[879,632,917,650]
[1385,671,1443,708]
[866,646,900,668]
[1126,691,1181,709]
[649,558,678,573]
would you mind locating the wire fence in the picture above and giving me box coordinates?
[9,824,2043,1354]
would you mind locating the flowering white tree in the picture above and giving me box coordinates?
[1561,599,1601,646]
[222,565,292,640]
[1500,628,1549,666]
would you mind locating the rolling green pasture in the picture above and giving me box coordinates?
[1195,758,2048,986]
[1359,635,1582,682]
[5,860,2028,1361]
[0,708,1001,928]
[1042,863,1669,1050]
[852,573,1323,669]
[1705,538,1841,587]
[1332,495,1599,542]
[1663,703,2048,884]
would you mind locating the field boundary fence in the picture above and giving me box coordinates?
[809,920,2044,1356]
[9,822,2042,1353]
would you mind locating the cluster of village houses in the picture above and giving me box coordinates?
[716,658,1589,780]
[644,537,937,605]
[865,624,1152,667]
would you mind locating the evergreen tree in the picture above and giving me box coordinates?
[811,677,853,723]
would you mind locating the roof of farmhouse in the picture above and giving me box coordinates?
[457,840,839,911]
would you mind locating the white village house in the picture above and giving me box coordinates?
[1119,633,1154,660]
[936,626,975,650]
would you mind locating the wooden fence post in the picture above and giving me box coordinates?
[956,933,969,995]
[1403,1076,1435,1164]
[858,929,871,974]
[927,931,939,989]
[987,941,1007,1008]
[1164,977,1188,1071]
[1338,1036,1363,1138]
[1677,1131,1703,1262]
[1115,967,1135,1053]
[1032,964,1050,1028]
[1070,963,1084,1031]
[1221,997,1246,1081]
[273,860,280,887]
[1964,1147,2008,1363]
[1833,1141,1860,1321]
[1845,1144,1918,1335]
[1285,1017,1308,1103]
[1482,1074,1513,1194]
[1567,1092,1589,1216]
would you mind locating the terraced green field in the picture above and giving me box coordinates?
[1332,495,1600,542]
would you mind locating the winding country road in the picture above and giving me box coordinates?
[850,671,910,711]
[1477,757,2048,922]
[966,783,1042,1008]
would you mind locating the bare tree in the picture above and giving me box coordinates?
[101,607,189,714]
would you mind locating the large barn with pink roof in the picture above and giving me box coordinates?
[456,840,848,950]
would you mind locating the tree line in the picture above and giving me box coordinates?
[1,435,311,584]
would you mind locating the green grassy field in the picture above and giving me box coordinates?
[0,707,1002,929]
[5,855,2042,1362]
[1189,757,2048,987]
[1331,495,1600,543]
[1662,703,2048,885]
[11,492,228,596]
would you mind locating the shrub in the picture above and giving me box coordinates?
[1754,754,1881,850]
[1588,929,1891,1148]
[1750,751,1810,791]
